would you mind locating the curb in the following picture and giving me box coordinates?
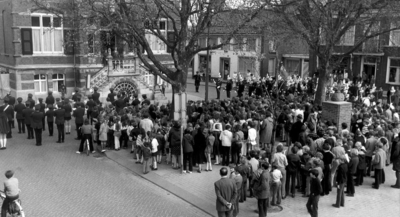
[104,151,216,217]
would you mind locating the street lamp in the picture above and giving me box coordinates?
[205,20,211,102]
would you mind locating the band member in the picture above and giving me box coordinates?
[194,71,202,93]
[226,76,233,98]
[216,74,222,100]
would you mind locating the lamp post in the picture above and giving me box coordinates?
[205,21,211,102]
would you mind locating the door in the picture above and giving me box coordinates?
[363,64,376,85]
[220,58,230,80]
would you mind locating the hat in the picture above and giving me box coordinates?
[34,105,40,111]
[17,97,22,102]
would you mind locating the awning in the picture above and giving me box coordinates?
[143,54,174,65]
[352,52,384,56]
[282,54,309,59]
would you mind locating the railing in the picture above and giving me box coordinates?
[90,66,109,89]
[110,59,135,74]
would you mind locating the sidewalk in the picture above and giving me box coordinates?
[104,147,400,217]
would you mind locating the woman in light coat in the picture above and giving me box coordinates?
[259,112,274,151]
[99,119,108,152]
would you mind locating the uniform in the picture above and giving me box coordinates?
[45,107,55,136]
[31,109,44,146]
[14,100,26,133]
[22,106,34,139]
[4,103,14,138]
[216,79,222,100]
[54,106,65,143]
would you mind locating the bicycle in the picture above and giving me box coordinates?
[0,191,25,217]
[83,139,90,156]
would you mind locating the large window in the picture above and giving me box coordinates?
[34,74,47,93]
[338,26,355,46]
[387,58,400,84]
[390,23,400,46]
[238,57,256,77]
[31,14,63,53]
[145,20,167,53]
[268,58,276,74]
[285,59,301,76]
[52,74,64,92]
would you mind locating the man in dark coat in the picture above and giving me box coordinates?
[92,87,101,105]
[131,94,140,107]
[216,76,222,100]
[391,138,400,189]
[38,98,46,131]
[31,105,44,146]
[225,78,233,98]
[45,91,55,108]
[194,71,201,92]
[73,104,85,140]
[115,94,125,114]
[54,103,65,143]
[107,88,116,105]
[214,167,237,217]
[26,93,35,107]
[141,94,151,106]
[22,102,34,139]
[45,105,55,136]
[14,97,26,134]
[72,87,82,103]
[290,114,304,144]
[86,95,96,121]
[3,97,14,139]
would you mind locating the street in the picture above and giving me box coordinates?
[0,128,207,217]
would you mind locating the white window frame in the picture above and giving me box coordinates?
[31,13,63,54]
[52,73,65,92]
[34,74,48,93]
[144,19,167,54]
[338,26,355,46]
[386,57,400,85]
[389,23,400,46]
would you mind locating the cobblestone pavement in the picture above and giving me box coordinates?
[0,127,208,217]
[106,147,400,217]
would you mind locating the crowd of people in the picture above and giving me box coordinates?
[0,73,400,217]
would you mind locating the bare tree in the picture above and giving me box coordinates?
[270,0,400,104]
[32,0,273,94]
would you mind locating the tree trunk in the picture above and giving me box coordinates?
[314,59,332,105]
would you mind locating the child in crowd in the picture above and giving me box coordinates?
[142,132,153,174]
[271,163,283,205]
[77,119,94,154]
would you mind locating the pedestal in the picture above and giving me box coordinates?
[322,101,352,131]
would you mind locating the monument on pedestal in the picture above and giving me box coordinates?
[322,92,352,131]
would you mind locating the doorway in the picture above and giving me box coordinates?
[362,64,376,85]
[220,58,230,80]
